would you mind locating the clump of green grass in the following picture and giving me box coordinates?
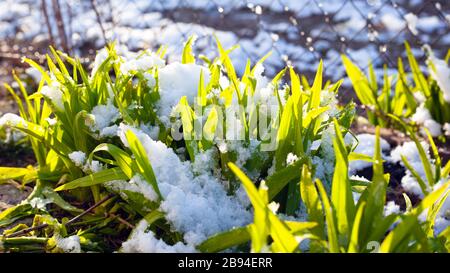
[201,125,450,252]
[0,38,448,253]
[343,42,450,138]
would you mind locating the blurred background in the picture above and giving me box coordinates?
[0,0,449,112]
[0,0,449,212]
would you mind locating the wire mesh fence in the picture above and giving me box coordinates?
[0,0,449,84]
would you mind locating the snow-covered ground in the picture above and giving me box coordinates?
[0,0,449,82]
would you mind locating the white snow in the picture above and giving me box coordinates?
[426,49,450,103]
[28,197,51,209]
[310,140,321,151]
[68,151,87,167]
[55,235,81,253]
[411,104,442,137]
[99,125,119,138]
[383,201,400,216]
[286,153,299,165]
[429,180,450,235]
[106,174,158,202]
[83,160,105,173]
[192,149,218,175]
[46,117,57,126]
[89,101,120,134]
[120,51,165,75]
[312,126,336,183]
[68,150,104,173]
[444,123,450,136]
[0,114,25,143]
[143,73,156,88]
[117,123,251,246]
[390,141,432,197]
[158,62,210,118]
[26,67,41,83]
[40,83,64,109]
[404,13,419,36]
[0,113,25,127]
[121,220,195,253]
[349,134,390,174]
[381,13,405,32]
[128,174,158,202]
[91,48,110,76]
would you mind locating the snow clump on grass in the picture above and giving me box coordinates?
[55,235,81,253]
[131,174,159,202]
[312,126,336,184]
[68,150,105,173]
[383,201,401,216]
[120,50,165,75]
[68,151,87,167]
[40,82,64,109]
[0,113,25,127]
[404,13,419,35]
[286,153,299,165]
[117,123,251,247]
[121,220,195,253]
[88,101,120,137]
[157,62,210,119]
[390,141,432,197]
[192,148,218,175]
[0,113,26,143]
[426,46,450,103]
[411,103,442,137]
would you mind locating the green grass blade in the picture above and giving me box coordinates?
[316,179,340,253]
[125,130,162,199]
[197,226,250,253]
[182,35,196,64]
[54,167,127,191]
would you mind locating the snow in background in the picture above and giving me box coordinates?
[0,0,449,84]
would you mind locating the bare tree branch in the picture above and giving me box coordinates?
[41,0,55,47]
[51,0,69,52]
[90,0,108,46]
